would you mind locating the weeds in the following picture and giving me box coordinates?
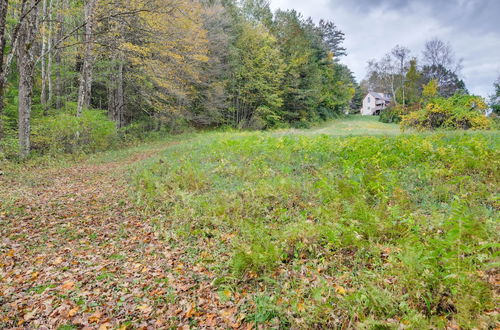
[134,130,499,328]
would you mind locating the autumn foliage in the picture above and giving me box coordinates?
[401,94,491,130]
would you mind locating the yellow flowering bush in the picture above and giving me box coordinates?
[401,94,492,130]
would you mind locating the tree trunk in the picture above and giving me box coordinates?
[76,0,97,116]
[54,0,63,109]
[17,0,39,158]
[117,59,124,127]
[401,59,405,107]
[40,0,47,114]
[108,53,125,128]
[0,0,8,139]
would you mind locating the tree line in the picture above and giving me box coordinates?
[0,0,359,158]
[362,38,467,107]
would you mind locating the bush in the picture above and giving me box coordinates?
[0,135,20,160]
[380,104,421,124]
[380,105,403,123]
[31,109,118,154]
[401,94,491,130]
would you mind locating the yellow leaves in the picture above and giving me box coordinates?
[422,79,438,100]
[192,54,210,63]
[334,284,347,295]
[470,115,491,130]
[121,42,151,57]
[222,289,232,299]
[184,304,195,318]
[137,305,153,314]
[88,311,102,323]
[67,306,79,317]
[98,0,208,109]
[98,323,112,330]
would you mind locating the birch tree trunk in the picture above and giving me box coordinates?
[40,0,47,113]
[17,0,39,158]
[40,0,53,114]
[47,11,52,105]
[0,0,8,138]
[76,0,97,117]
[54,0,63,109]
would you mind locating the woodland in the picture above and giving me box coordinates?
[0,0,360,159]
[0,0,498,328]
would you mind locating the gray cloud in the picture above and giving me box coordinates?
[269,0,500,97]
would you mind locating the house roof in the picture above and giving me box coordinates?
[369,92,391,102]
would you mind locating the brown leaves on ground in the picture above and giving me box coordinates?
[0,146,251,329]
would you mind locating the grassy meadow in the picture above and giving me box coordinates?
[132,117,499,328]
[278,115,403,136]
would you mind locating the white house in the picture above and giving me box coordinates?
[361,92,392,115]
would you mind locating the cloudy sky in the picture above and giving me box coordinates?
[269,0,500,97]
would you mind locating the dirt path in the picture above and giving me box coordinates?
[0,144,243,329]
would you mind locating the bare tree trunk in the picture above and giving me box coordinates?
[47,0,53,106]
[390,75,397,106]
[17,0,39,158]
[400,58,406,107]
[117,58,125,127]
[108,53,125,128]
[76,0,97,116]
[107,65,115,120]
[54,0,63,109]
[39,0,53,114]
[40,0,47,113]
[0,0,8,138]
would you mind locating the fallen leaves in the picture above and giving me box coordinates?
[184,304,195,318]
[88,311,102,323]
[67,307,79,318]
[53,257,64,265]
[0,144,284,329]
[137,305,153,315]
[334,284,347,295]
[59,281,76,291]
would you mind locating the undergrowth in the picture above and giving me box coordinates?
[134,131,499,328]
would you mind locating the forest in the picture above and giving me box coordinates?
[0,0,360,159]
[0,0,499,328]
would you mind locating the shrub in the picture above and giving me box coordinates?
[31,109,118,154]
[380,103,421,124]
[401,94,491,130]
[0,135,20,160]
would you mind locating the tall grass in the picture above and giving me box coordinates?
[134,131,499,328]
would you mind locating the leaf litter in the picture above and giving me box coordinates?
[0,145,250,329]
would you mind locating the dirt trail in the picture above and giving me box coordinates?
[0,144,241,329]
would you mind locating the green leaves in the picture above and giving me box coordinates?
[134,127,499,328]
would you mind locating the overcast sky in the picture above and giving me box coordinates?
[269,0,500,97]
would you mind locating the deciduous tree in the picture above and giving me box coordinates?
[17,0,41,157]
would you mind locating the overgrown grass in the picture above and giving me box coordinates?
[134,129,499,328]
[278,115,402,136]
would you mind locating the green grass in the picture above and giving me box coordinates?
[133,119,499,328]
[278,115,402,136]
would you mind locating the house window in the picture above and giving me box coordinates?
[367,97,371,103]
